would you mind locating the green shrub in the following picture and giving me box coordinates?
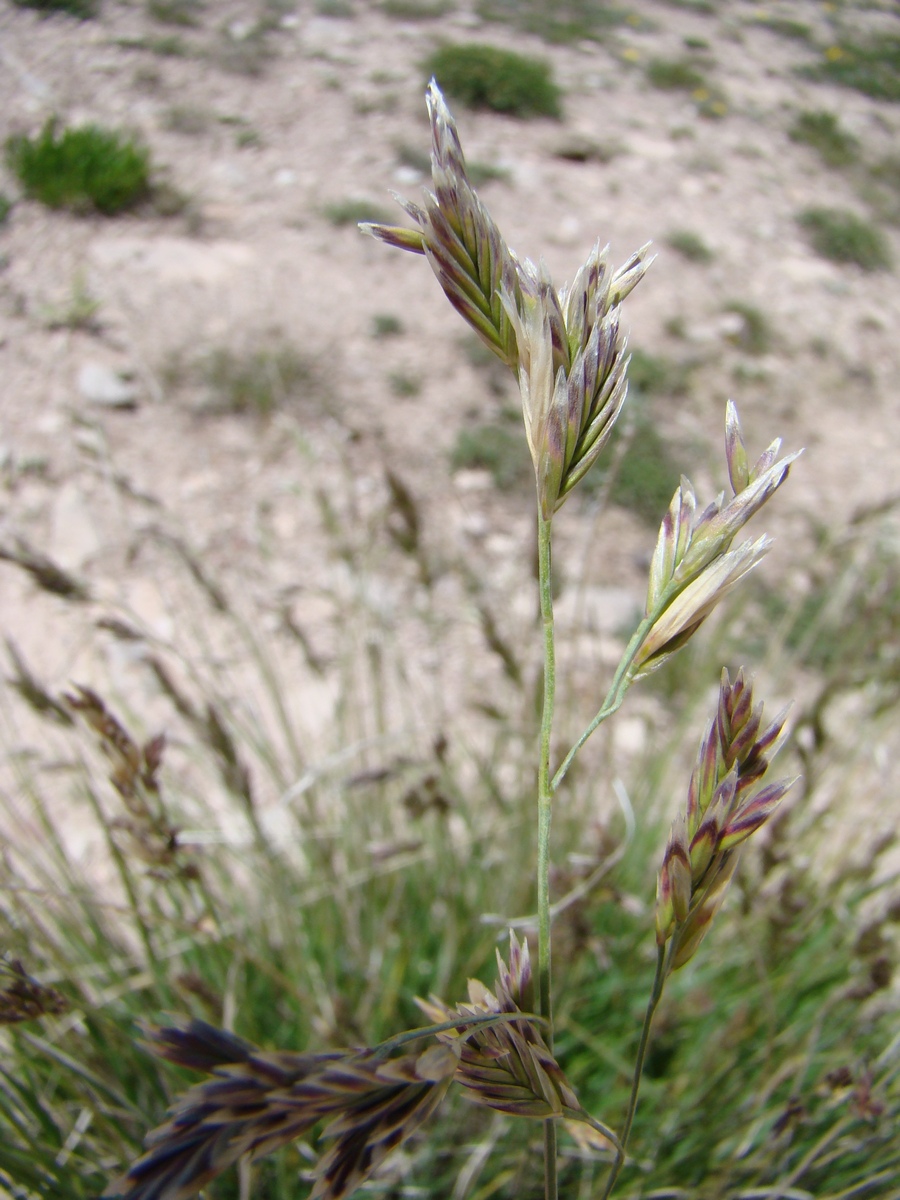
[798,207,893,271]
[12,0,97,15]
[424,44,562,118]
[804,36,900,102]
[666,228,714,263]
[0,194,12,226]
[5,120,152,215]
[789,109,859,168]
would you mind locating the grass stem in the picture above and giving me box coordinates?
[536,510,558,1200]
[601,943,670,1199]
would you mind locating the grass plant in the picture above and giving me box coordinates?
[0,77,897,1200]
[803,36,900,102]
[666,228,714,263]
[200,342,317,416]
[424,45,562,118]
[789,109,860,168]
[797,207,893,271]
[11,0,97,15]
[645,56,707,91]
[475,0,628,44]
[147,0,202,25]
[323,198,393,227]
[5,120,152,216]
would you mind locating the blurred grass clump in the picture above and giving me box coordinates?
[475,0,627,44]
[804,36,900,102]
[424,44,562,118]
[5,119,152,215]
[798,207,893,271]
[789,109,860,168]
[11,0,97,15]
[666,228,714,263]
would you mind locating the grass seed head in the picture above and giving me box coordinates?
[655,672,797,966]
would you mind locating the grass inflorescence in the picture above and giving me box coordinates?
[1,78,897,1200]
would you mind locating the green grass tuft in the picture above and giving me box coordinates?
[382,0,454,17]
[613,424,682,525]
[804,36,900,102]
[666,229,714,263]
[323,197,393,226]
[5,120,152,215]
[789,109,860,168]
[798,207,893,271]
[424,44,562,118]
[201,343,317,416]
[646,56,707,91]
[723,301,773,355]
[476,0,628,44]
[451,416,532,488]
[12,0,97,14]
[146,0,202,25]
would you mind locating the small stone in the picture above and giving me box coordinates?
[50,482,100,571]
[77,362,139,410]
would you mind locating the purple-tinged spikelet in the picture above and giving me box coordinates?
[655,672,797,967]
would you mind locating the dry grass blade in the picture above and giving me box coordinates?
[5,637,74,725]
[105,1019,458,1200]
[0,536,91,600]
[66,685,193,876]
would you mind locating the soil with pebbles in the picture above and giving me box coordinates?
[0,0,898,841]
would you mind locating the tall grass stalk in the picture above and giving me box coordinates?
[2,80,897,1200]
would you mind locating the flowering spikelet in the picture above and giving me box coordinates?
[418,932,582,1120]
[362,81,522,369]
[635,402,800,676]
[502,243,650,517]
[655,670,797,969]
[104,1019,458,1200]
[362,81,651,518]
[0,958,69,1025]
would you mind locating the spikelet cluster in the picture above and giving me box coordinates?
[633,402,801,676]
[363,82,650,518]
[104,1019,458,1200]
[418,932,583,1121]
[0,957,69,1025]
[655,669,796,969]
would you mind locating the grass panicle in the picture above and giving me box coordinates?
[2,74,895,1200]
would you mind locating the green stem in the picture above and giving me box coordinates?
[600,943,670,1200]
[536,510,558,1200]
[551,613,656,796]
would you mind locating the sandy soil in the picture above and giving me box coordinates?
[0,0,898,834]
